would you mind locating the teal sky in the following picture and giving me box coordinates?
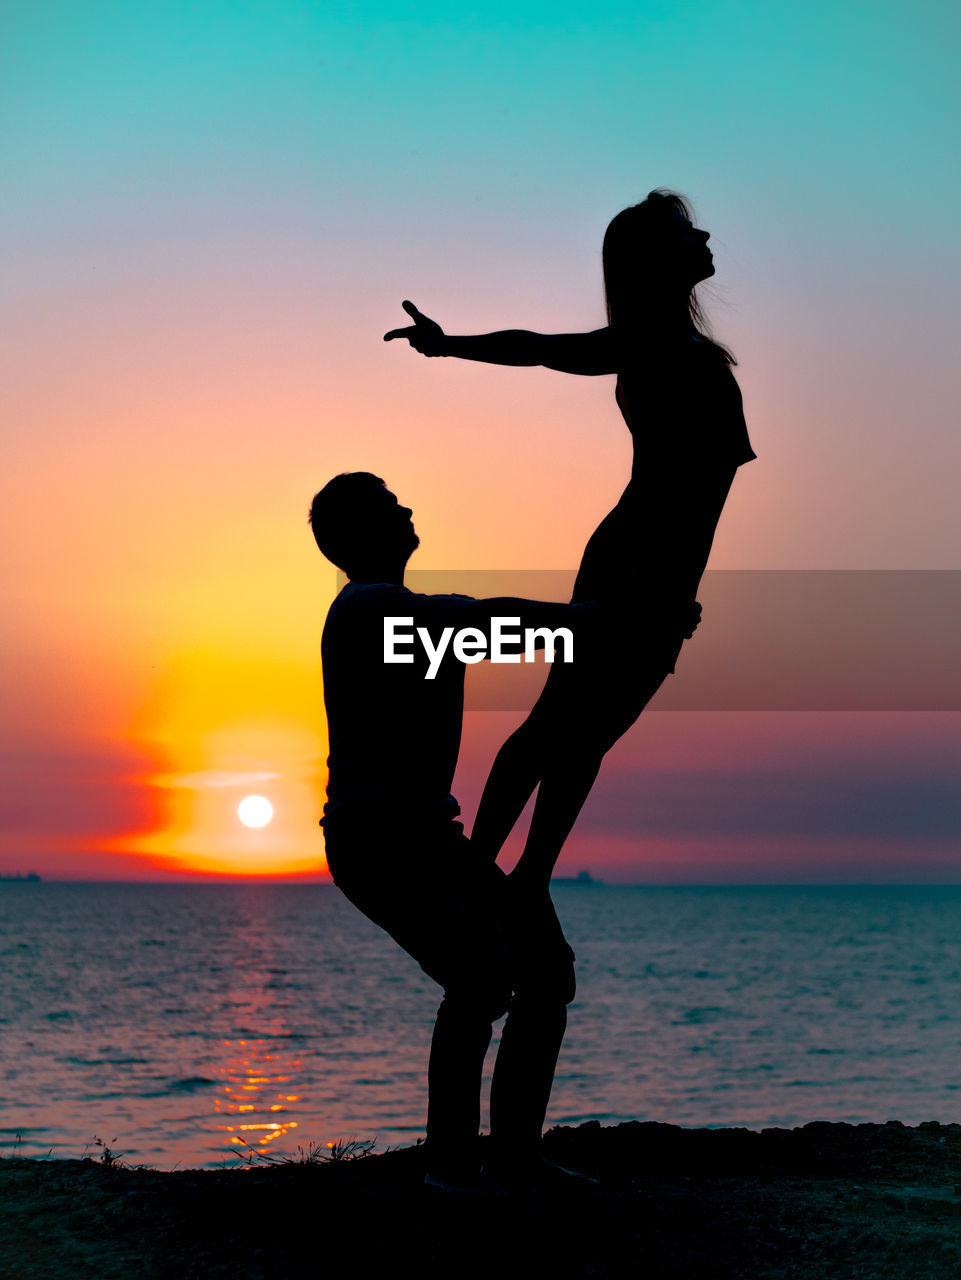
[6,1,958,209]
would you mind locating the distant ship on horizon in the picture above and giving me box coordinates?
[0,872,42,883]
[552,869,602,887]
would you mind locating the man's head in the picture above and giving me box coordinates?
[308,473,419,580]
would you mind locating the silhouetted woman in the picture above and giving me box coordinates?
[385,190,756,901]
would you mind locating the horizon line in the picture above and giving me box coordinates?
[7,878,961,888]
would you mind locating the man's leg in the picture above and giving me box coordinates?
[424,993,496,1178]
[327,825,511,1179]
[488,996,569,1155]
[422,857,513,1178]
[488,891,576,1163]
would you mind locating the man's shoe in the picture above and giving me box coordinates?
[480,1155,599,1193]
[423,1163,486,1195]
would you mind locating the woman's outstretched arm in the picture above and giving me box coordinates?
[384,300,617,375]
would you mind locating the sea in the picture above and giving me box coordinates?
[2,882,960,1171]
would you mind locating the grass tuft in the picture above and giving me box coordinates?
[230,1135,376,1167]
[86,1136,128,1169]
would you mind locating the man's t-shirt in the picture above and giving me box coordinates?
[321,581,477,829]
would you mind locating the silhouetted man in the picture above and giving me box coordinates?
[309,471,590,1190]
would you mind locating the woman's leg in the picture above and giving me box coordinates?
[470,716,547,862]
[471,500,629,863]
[470,659,580,863]
[511,663,671,885]
[471,649,671,873]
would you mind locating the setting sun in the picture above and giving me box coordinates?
[238,795,273,828]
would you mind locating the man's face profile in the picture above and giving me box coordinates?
[365,484,419,561]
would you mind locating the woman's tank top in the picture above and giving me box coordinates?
[580,338,756,606]
[616,338,756,476]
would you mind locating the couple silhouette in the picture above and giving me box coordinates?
[310,190,755,1192]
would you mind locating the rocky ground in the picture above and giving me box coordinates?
[2,1121,960,1279]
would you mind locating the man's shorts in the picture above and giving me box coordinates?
[324,816,576,1015]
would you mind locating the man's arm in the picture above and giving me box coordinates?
[384,301,618,376]
[461,596,588,644]
[412,593,702,648]
[404,594,591,651]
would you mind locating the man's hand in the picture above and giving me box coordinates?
[384,300,448,356]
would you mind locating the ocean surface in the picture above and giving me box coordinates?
[2,882,960,1170]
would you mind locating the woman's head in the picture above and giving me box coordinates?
[603,189,732,360]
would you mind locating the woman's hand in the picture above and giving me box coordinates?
[384,300,448,356]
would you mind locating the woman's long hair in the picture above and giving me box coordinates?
[603,189,736,365]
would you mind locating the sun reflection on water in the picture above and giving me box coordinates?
[214,1036,304,1155]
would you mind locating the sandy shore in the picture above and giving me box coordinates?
[2,1121,960,1279]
